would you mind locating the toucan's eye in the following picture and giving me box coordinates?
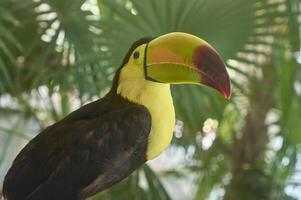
[133,51,140,60]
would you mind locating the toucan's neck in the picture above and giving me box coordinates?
[116,77,176,160]
[116,77,172,106]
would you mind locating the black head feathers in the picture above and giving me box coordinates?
[120,37,153,67]
[109,37,153,94]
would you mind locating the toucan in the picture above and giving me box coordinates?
[2,32,231,200]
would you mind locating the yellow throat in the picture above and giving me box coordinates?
[117,45,175,160]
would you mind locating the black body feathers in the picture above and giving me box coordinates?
[3,95,151,200]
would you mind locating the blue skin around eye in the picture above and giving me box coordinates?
[133,51,140,59]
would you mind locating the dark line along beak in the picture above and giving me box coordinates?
[144,32,231,99]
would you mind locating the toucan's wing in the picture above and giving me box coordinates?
[3,103,151,200]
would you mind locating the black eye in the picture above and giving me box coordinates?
[133,51,140,59]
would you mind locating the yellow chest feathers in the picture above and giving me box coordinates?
[117,79,175,160]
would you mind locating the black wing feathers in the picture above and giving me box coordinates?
[3,97,151,200]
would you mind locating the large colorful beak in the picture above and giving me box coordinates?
[144,32,231,99]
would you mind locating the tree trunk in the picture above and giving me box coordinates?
[225,64,275,200]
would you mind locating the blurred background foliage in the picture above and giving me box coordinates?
[0,0,301,199]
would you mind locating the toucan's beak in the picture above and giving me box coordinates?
[144,32,231,99]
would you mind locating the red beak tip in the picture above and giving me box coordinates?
[221,83,231,100]
[220,91,231,99]
[225,93,231,100]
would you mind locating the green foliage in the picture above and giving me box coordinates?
[0,0,300,199]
